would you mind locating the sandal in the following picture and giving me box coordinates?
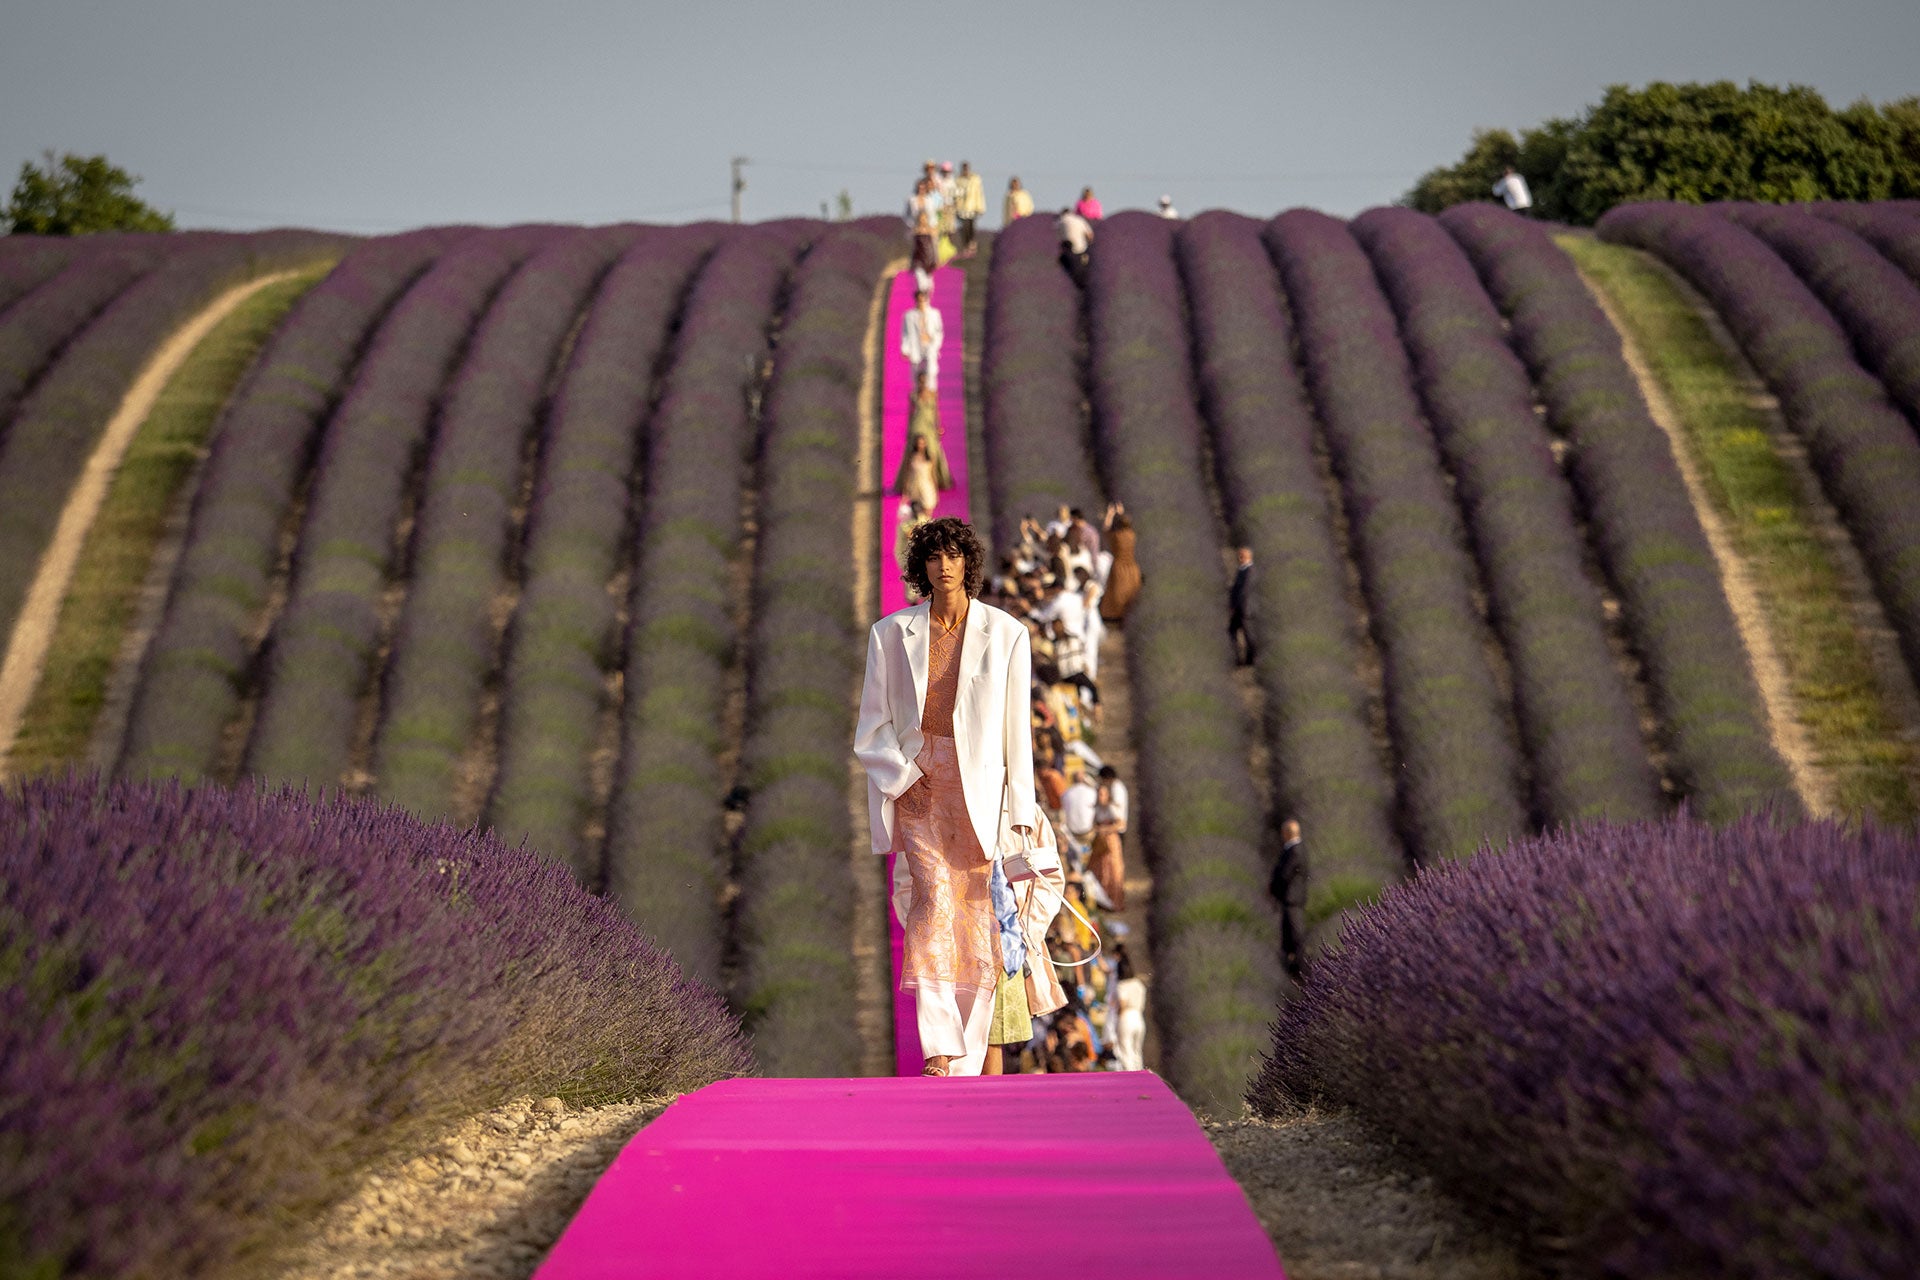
[921,1057,951,1077]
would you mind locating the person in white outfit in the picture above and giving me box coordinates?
[856,518,1036,1077]
[900,287,944,393]
[1111,944,1147,1071]
[1158,194,1179,219]
[1492,167,1533,214]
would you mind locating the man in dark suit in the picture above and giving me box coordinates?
[1228,546,1256,666]
[1268,817,1308,980]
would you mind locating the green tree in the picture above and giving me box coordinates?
[1404,81,1920,224]
[6,151,175,235]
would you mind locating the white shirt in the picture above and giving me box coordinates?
[1103,778,1129,825]
[1057,210,1094,254]
[900,306,944,367]
[1493,173,1532,211]
[1030,589,1088,640]
[1060,779,1098,836]
[1158,203,1179,220]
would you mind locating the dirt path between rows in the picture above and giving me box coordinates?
[851,257,908,1078]
[0,272,301,778]
[1574,264,1828,815]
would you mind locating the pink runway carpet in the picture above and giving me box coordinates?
[533,1074,1285,1278]
[880,263,970,1076]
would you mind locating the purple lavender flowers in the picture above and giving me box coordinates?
[1251,813,1920,1276]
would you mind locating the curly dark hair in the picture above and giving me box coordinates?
[904,516,986,599]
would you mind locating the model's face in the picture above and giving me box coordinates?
[926,549,966,595]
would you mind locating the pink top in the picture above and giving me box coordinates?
[1076,196,1104,221]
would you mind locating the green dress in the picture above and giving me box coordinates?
[894,393,954,496]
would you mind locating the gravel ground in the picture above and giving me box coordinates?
[1208,1107,1538,1280]
[271,1095,669,1280]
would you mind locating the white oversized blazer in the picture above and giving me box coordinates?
[855,598,1036,858]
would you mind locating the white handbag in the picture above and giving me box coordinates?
[996,782,1043,881]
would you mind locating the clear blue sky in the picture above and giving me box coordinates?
[2,0,1914,233]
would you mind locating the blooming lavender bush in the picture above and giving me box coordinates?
[1174,211,1402,924]
[487,225,723,880]
[733,221,897,1075]
[1352,207,1661,825]
[601,223,802,981]
[0,233,76,316]
[1814,202,1920,284]
[0,231,345,645]
[1727,203,1920,426]
[1439,203,1796,820]
[980,213,1101,551]
[1086,213,1283,1113]
[117,229,458,782]
[1251,813,1920,1277]
[0,236,164,431]
[231,227,551,790]
[1265,210,1528,863]
[0,772,748,1280]
[1601,202,1920,692]
[369,227,636,823]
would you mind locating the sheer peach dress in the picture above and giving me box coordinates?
[896,611,1001,1066]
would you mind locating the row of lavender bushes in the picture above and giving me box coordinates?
[1601,202,1920,691]
[365,228,635,822]
[1438,204,1797,820]
[1813,203,1920,300]
[0,234,77,316]
[1728,204,1920,434]
[0,773,748,1280]
[979,213,1101,551]
[732,221,896,1075]
[1352,207,1663,825]
[1086,214,1283,1114]
[484,226,723,881]
[116,230,458,781]
[1173,212,1404,927]
[1251,814,1920,1276]
[0,230,347,648]
[601,225,800,985]
[0,236,165,434]
[228,228,548,789]
[1264,210,1529,862]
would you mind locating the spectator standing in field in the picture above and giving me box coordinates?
[1228,545,1256,666]
[1097,764,1128,830]
[1110,945,1146,1071]
[1089,780,1127,910]
[1059,770,1098,869]
[1068,507,1101,557]
[1493,167,1533,215]
[1004,176,1034,224]
[1100,504,1140,623]
[954,161,986,258]
[901,286,944,392]
[1269,817,1309,980]
[1057,206,1094,286]
[1158,194,1179,219]
[1076,186,1104,221]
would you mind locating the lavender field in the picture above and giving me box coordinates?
[3,195,1919,1273]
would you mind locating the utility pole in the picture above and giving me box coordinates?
[731,156,748,224]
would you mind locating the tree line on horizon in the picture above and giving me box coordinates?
[1406,80,1920,224]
